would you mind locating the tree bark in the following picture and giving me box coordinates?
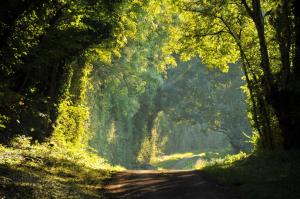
[242,0,273,90]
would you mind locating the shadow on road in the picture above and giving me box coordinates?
[103,170,239,199]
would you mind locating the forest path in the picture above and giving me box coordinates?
[170,155,200,169]
[102,170,239,199]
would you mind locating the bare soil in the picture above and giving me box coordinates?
[103,170,240,199]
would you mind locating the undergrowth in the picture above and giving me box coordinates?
[203,151,300,199]
[0,136,124,199]
[153,149,300,199]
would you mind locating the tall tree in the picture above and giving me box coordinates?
[165,0,299,149]
[0,0,125,143]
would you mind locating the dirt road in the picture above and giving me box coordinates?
[103,170,239,199]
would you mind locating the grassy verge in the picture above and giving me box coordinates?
[203,151,300,199]
[153,149,228,170]
[0,136,124,199]
[152,152,199,169]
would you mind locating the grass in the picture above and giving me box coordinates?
[3,136,299,199]
[152,149,228,170]
[203,150,300,199]
[153,149,300,198]
[153,152,199,169]
[0,136,124,199]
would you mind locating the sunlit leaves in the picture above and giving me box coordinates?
[0,114,9,129]
[94,49,112,64]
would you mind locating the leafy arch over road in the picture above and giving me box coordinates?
[0,0,299,170]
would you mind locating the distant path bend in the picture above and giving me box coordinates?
[103,170,239,199]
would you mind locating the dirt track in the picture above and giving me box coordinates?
[103,170,239,199]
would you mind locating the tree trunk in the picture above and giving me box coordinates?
[274,0,300,149]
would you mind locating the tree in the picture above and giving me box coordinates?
[88,0,176,166]
[157,57,252,153]
[165,0,299,150]
[0,0,125,143]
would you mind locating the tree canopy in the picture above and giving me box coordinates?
[0,0,299,169]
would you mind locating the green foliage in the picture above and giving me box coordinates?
[10,135,32,149]
[137,123,167,164]
[50,60,94,150]
[0,136,124,198]
[137,136,153,164]
[1,2,297,192]
[166,0,300,150]
[1,1,297,198]
[52,99,90,147]
[87,0,176,167]
[204,151,300,199]
[87,0,255,167]
[0,114,9,129]
[157,58,252,153]
[0,0,254,171]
